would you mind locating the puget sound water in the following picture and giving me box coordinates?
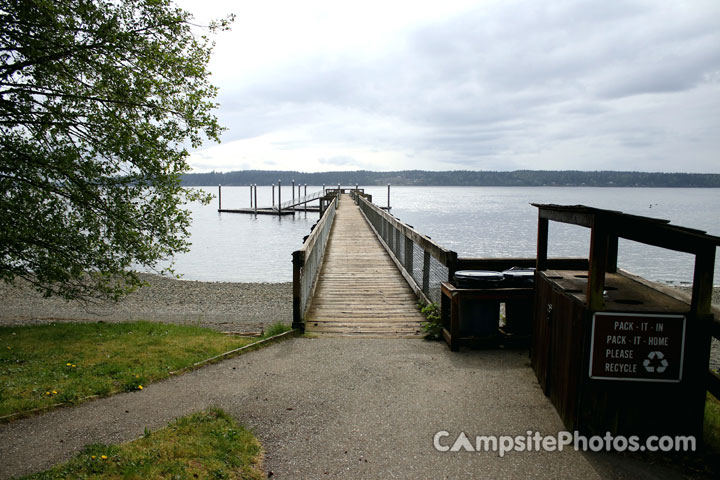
[161,186,720,285]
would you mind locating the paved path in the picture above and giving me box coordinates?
[306,195,425,337]
[0,338,691,479]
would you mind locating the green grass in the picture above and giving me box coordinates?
[0,321,259,419]
[21,408,264,479]
[261,321,292,338]
[705,393,720,452]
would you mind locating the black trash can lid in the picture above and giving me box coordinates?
[454,270,504,281]
[502,268,535,279]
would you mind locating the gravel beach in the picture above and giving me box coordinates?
[1,275,718,367]
[0,273,292,334]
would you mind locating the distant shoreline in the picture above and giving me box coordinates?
[181,169,720,188]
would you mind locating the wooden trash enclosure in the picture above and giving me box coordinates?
[439,258,588,351]
[531,204,720,439]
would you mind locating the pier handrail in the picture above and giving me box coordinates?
[350,190,457,305]
[275,189,325,211]
[292,193,339,330]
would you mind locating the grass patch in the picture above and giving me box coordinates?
[21,408,264,479]
[0,321,257,419]
[705,393,720,452]
[262,322,291,338]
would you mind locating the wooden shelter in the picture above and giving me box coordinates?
[532,204,720,439]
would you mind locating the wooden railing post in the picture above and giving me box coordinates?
[404,237,414,275]
[422,251,431,296]
[292,250,305,331]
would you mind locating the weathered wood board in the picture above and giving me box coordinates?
[305,195,424,337]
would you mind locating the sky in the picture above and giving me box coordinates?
[175,0,720,173]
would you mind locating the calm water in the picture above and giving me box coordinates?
[163,186,720,285]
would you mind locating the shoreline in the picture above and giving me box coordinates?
[1,275,719,369]
[0,273,292,334]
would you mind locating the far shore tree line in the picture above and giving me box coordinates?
[181,170,720,188]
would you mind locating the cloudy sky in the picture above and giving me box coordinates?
[176,0,720,173]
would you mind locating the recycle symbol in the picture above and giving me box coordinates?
[643,351,668,373]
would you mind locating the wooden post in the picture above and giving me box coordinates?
[691,246,716,316]
[446,250,458,283]
[292,179,295,207]
[536,215,549,271]
[587,215,609,311]
[422,250,431,296]
[606,235,619,273]
[292,250,304,331]
[687,244,716,439]
[450,293,460,351]
[387,183,391,210]
[278,180,282,216]
[404,237,414,275]
[249,184,253,208]
[254,184,257,214]
[304,184,307,213]
[323,184,325,194]
[218,184,222,211]
[272,184,275,207]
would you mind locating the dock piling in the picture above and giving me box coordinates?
[278,180,282,216]
[218,184,222,211]
[254,184,257,215]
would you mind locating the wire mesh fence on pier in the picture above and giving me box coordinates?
[351,191,457,305]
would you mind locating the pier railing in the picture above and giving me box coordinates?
[351,191,457,305]
[292,193,339,330]
[275,190,325,211]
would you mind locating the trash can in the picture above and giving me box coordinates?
[501,268,535,335]
[501,267,535,287]
[453,270,503,337]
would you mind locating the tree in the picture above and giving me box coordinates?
[0,0,232,300]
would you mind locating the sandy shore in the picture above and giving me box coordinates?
[0,273,292,334]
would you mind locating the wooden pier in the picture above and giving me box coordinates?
[217,185,390,217]
[304,195,424,337]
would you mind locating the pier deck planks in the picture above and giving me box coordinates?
[305,195,424,337]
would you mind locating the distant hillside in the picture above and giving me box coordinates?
[181,170,720,188]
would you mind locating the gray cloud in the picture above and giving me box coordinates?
[197,0,720,173]
[318,156,358,166]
